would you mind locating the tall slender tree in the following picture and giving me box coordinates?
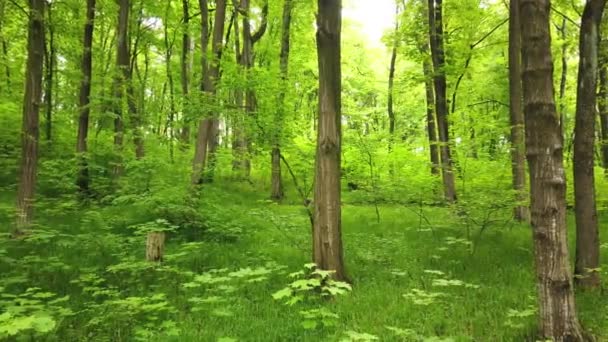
[508,0,528,221]
[271,0,292,201]
[313,0,347,281]
[573,0,605,289]
[191,0,226,185]
[76,0,97,196]
[599,28,608,173]
[15,0,45,235]
[519,0,586,338]
[387,2,399,149]
[43,1,55,142]
[427,0,456,202]
[180,0,193,144]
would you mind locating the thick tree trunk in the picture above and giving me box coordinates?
[271,0,292,200]
[180,0,192,144]
[112,0,130,176]
[508,0,529,222]
[573,0,605,290]
[427,0,456,203]
[15,0,45,235]
[191,0,226,185]
[76,0,96,196]
[519,0,586,339]
[313,0,347,282]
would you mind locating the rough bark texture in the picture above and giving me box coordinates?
[271,0,292,201]
[180,0,192,144]
[112,0,130,176]
[519,0,586,339]
[15,0,45,234]
[427,0,456,203]
[508,0,529,221]
[573,0,605,289]
[191,0,226,185]
[43,2,55,142]
[145,232,165,262]
[313,0,347,282]
[76,0,96,196]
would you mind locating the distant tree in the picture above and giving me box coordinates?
[313,0,347,281]
[15,0,45,235]
[508,0,528,221]
[76,0,96,197]
[573,0,605,289]
[519,0,586,338]
[180,0,193,144]
[270,0,293,201]
[427,0,456,202]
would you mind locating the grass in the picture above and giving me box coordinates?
[1,183,607,341]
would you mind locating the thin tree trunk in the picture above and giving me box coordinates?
[112,0,130,176]
[76,0,96,197]
[558,19,568,135]
[387,2,398,150]
[43,2,54,142]
[508,0,529,221]
[599,38,608,173]
[164,1,176,161]
[0,0,10,93]
[428,0,456,203]
[573,0,605,290]
[191,0,226,185]
[421,43,440,175]
[15,0,45,235]
[180,0,192,144]
[313,0,347,282]
[519,0,586,338]
[271,0,292,200]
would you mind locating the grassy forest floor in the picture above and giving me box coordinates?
[1,183,607,341]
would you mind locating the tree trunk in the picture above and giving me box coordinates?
[271,0,292,201]
[191,0,226,185]
[15,0,45,235]
[573,0,605,290]
[163,1,176,161]
[508,0,529,221]
[387,3,398,150]
[43,2,55,142]
[519,0,586,339]
[76,0,96,197]
[427,0,456,203]
[112,0,130,176]
[598,24,608,173]
[558,19,568,135]
[146,232,165,262]
[180,0,192,144]
[313,0,347,282]
[0,0,10,93]
[421,43,440,175]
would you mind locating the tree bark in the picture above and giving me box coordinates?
[43,2,55,142]
[599,34,608,173]
[573,0,605,290]
[180,0,193,144]
[557,19,568,135]
[146,232,165,262]
[0,0,10,93]
[421,42,440,175]
[191,0,226,185]
[519,0,586,339]
[271,0,292,200]
[76,0,96,197]
[15,0,45,235]
[427,0,456,203]
[313,0,347,282]
[508,0,529,221]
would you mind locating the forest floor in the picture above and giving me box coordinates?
[1,183,607,341]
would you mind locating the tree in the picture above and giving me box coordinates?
[191,0,226,185]
[427,0,456,203]
[599,27,608,173]
[15,0,45,235]
[508,0,528,221]
[313,0,347,281]
[76,0,96,196]
[180,0,193,144]
[271,0,293,201]
[573,0,605,289]
[387,2,399,148]
[519,0,586,338]
[42,1,55,142]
